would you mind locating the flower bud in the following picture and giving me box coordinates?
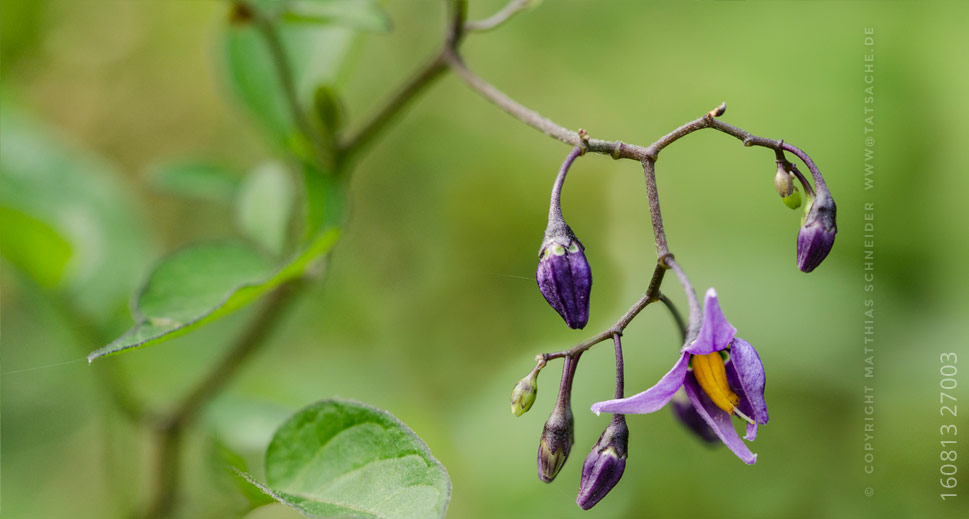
[537,230,592,329]
[510,371,538,417]
[797,191,837,273]
[576,416,628,510]
[775,163,801,210]
[537,402,574,483]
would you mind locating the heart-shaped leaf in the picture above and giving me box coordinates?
[238,399,451,519]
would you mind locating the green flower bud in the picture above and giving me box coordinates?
[511,371,538,417]
[782,186,802,210]
[775,163,801,210]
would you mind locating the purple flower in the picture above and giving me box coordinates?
[590,289,768,464]
[537,231,592,329]
[797,191,837,272]
[576,416,628,510]
[671,396,718,444]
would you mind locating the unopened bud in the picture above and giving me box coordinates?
[797,190,837,272]
[775,164,801,209]
[511,371,538,417]
[537,402,574,483]
[537,231,592,329]
[576,416,628,510]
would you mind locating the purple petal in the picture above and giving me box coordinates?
[724,337,768,428]
[591,353,689,415]
[683,373,757,464]
[745,422,758,442]
[567,248,592,328]
[671,396,719,444]
[683,288,736,355]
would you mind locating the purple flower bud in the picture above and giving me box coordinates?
[576,416,628,510]
[797,191,837,272]
[537,229,592,329]
[537,401,574,483]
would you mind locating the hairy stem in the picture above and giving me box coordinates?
[612,333,624,399]
[641,159,669,258]
[547,145,584,225]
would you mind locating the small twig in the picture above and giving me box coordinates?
[339,54,448,163]
[465,0,531,32]
[664,257,700,341]
[251,9,331,166]
[540,263,666,361]
[659,294,687,343]
[641,159,669,258]
[612,333,624,400]
[142,281,303,519]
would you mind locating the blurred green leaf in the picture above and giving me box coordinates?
[89,228,340,361]
[282,0,392,32]
[148,160,241,203]
[0,206,72,288]
[238,399,451,519]
[0,100,153,318]
[236,161,295,255]
[220,7,356,151]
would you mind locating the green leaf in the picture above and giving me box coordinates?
[0,206,72,288]
[237,161,296,255]
[282,0,392,32]
[0,99,153,318]
[88,228,340,361]
[239,399,451,519]
[220,8,356,150]
[148,160,241,203]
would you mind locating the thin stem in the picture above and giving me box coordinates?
[142,281,303,519]
[548,145,583,224]
[659,294,687,343]
[664,257,701,341]
[339,55,448,162]
[612,333,624,399]
[556,352,580,409]
[251,8,330,166]
[541,264,666,361]
[641,159,669,257]
[465,0,531,32]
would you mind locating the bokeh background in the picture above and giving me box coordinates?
[3,0,969,518]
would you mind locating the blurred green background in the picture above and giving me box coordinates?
[3,0,969,518]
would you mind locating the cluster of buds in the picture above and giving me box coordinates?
[774,153,838,273]
[512,136,836,510]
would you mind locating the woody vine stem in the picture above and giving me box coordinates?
[135,0,836,517]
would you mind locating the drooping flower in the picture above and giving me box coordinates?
[797,190,837,272]
[671,395,718,444]
[576,415,628,510]
[590,289,768,464]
